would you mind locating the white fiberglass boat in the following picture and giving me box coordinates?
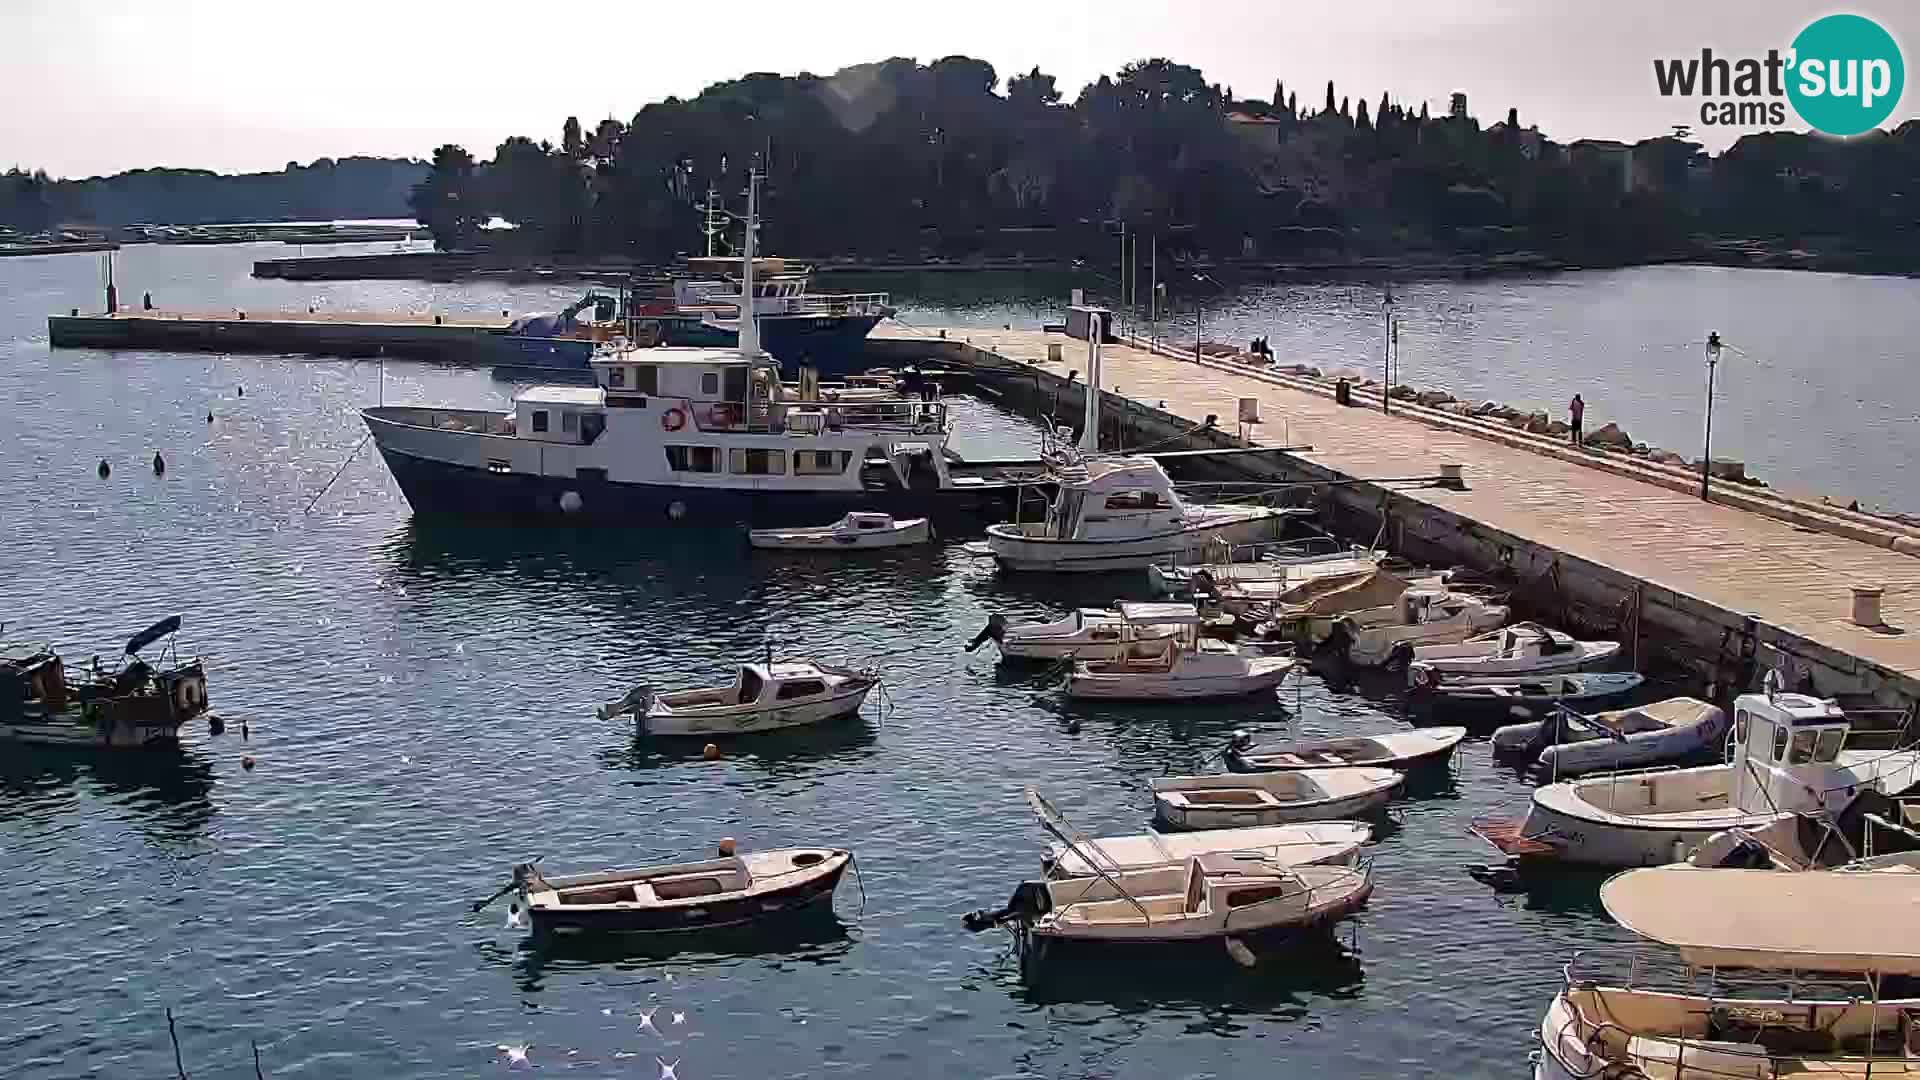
[1403,622,1619,687]
[1148,540,1385,599]
[986,456,1296,573]
[967,603,1189,662]
[1490,697,1727,774]
[1065,605,1295,700]
[748,512,930,550]
[1043,821,1372,877]
[1476,688,1920,867]
[1152,767,1403,830]
[597,659,875,736]
[1534,866,1920,1080]
[1317,589,1510,668]
[1227,726,1467,773]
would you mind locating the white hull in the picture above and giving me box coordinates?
[1044,822,1371,876]
[1491,699,1727,775]
[1152,768,1403,830]
[1067,656,1295,700]
[748,515,930,550]
[1004,633,1180,662]
[1408,643,1619,683]
[988,508,1286,573]
[1156,786,1396,829]
[1034,861,1373,944]
[643,685,869,735]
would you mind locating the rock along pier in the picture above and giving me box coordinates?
[871,322,1920,714]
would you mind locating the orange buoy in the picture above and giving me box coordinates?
[702,743,721,760]
[241,755,256,771]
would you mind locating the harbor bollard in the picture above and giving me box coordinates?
[1851,586,1886,627]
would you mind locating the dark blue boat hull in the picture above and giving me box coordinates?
[375,445,1022,529]
[493,313,885,376]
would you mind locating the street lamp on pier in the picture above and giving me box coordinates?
[1699,331,1724,500]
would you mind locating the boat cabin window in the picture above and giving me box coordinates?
[1813,727,1846,762]
[580,413,605,445]
[1104,491,1161,510]
[608,366,625,388]
[561,411,578,434]
[1788,728,1818,764]
[724,366,748,402]
[738,668,765,703]
[632,365,658,395]
[774,679,826,700]
[531,410,549,433]
[1772,722,1789,762]
[793,450,852,476]
[855,518,884,530]
[664,446,722,473]
[701,371,720,396]
[730,449,786,475]
[1734,709,1749,744]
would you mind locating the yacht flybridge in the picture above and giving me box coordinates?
[363,173,1028,526]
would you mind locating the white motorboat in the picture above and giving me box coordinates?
[1227,726,1468,773]
[1043,822,1372,876]
[500,846,850,935]
[1065,605,1296,700]
[1402,622,1619,686]
[1418,671,1646,720]
[966,792,1373,973]
[597,659,876,736]
[1534,866,1920,1080]
[985,456,1298,573]
[1686,810,1920,871]
[1490,696,1727,774]
[1148,541,1386,599]
[966,603,1189,662]
[748,512,930,551]
[1227,567,1431,639]
[1475,687,1920,867]
[1317,589,1511,668]
[1152,767,1403,830]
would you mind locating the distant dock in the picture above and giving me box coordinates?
[46,309,510,362]
[869,322,1920,712]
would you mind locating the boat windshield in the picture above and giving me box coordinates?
[738,667,765,704]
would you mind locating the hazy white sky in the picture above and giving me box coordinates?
[4,0,1915,177]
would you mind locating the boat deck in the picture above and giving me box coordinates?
[876,324,1920,704]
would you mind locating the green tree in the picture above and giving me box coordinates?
[408,145,484,250]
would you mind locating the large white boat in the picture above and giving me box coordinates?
[1477,687,1920,868]
[1534,866,1920,1080]
[985,457,1296,573]
[365,176,1029,527]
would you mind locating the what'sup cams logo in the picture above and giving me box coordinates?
[1654,13,1904,136]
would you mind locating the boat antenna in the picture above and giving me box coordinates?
[736,170,762,362]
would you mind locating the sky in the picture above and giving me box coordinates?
[5,0,1917,178]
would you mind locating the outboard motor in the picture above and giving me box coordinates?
[962,880,1051,932]
[965,614,1009,653]
[1226,729,1257,770]
[1383,641,1417,672]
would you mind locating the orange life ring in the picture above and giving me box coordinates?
[662,407,688,432]
[707,403,733,427]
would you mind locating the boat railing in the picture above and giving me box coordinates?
[762,291,892,317]
[1220,857,1372,934]
[391,407,516,436]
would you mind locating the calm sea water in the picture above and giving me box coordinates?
[2,242,1872,1079]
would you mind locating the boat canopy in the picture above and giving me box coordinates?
[125,615,181,656]
[1600,866,1920,976]
[1115,602,1204,625]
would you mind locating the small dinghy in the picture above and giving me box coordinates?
[1226,726,1467,773]
[1415,671,1645,720]
[963,791,1373,975]
[497,845,852,935]
[1490,697,1728,774]
[748,512,930,551]
[965,603,1188,662]
[1401,622,1619,686]
[598,659,876,736]
[1152,767,1402,830]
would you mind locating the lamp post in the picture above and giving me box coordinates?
[1699,330,1723,500]
[1192,272,1214,362]
[1381,282,1395,414]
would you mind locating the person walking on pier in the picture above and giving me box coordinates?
[1569,393,1585,447]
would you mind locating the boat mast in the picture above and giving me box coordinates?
[738,170,761,361]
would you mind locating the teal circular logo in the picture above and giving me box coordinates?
[1787,14,1904,136]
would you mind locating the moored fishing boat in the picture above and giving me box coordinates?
[597,659,876,736]
[1043,821,1372,876]
[1416,671,1646,721]
[499,845,852,936]
[1402,622,1619,686]
[1475,685,1920,868]
[1534,866,1920,1080]
[1152,767,1403,829]
[1316,589,1510,669]
[0,616,210,750]
[747,512,931,551]
[965,602,1190,662]
[1064,605,1296,700]
[1227,726,1467,773]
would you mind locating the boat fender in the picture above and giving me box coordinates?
[1410,664,1436,689]
[1229,729,1255,753]
[667,501,687,521]
[172,675,206,715]
[661,407,688,432]
[964,614,1008,652]
[558,490,583,514]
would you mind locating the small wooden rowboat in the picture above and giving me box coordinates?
[505,847,851,935]
[1152,768,1403,830]
[748,512,930,551]
[1227,726,1467,773]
